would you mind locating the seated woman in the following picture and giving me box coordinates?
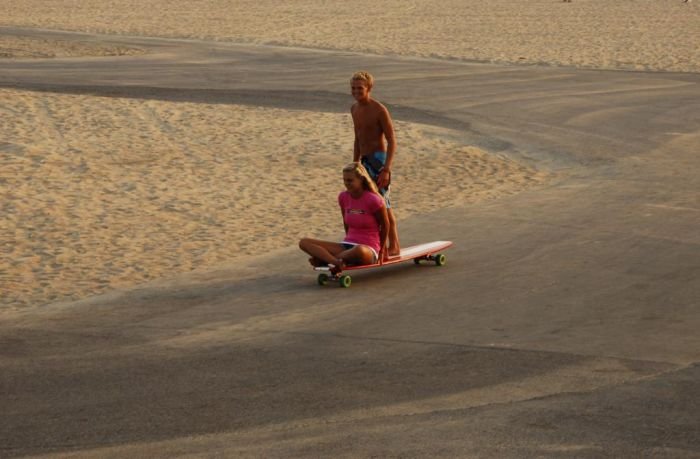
[299,162,389,273]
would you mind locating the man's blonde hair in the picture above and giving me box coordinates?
[343,162,379,195]
[351,71,374,89]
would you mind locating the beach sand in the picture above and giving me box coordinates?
[0,89,548,310]
[0,35,143,58]
[2,0,696,310]
[2,0,699,72]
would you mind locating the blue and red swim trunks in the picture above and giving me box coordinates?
[360,151,392,209]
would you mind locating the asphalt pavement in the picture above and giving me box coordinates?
[1,27,698,458]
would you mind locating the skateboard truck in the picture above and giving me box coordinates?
[316,271,352,288]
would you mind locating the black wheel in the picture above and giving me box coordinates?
[434,253,446,266]
[317,273,329,286]
[339,275,352,288]
[413,258,421,265]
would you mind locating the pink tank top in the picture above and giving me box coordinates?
[338,190,384,253]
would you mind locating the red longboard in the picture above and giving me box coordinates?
[313,240,453,287]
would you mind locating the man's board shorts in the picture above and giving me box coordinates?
[361,151,392,209]
[341,241,379,264]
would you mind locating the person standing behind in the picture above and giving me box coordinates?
[350,71,400,257]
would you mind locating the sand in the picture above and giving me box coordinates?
[0,35,143,58]
[3,0,695,310]
[1,0,699,72]
[0,89,548,310]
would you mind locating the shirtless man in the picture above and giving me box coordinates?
[350,71,400,257]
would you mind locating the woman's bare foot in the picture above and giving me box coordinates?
[330,258,345,275]
[308,257,326,267]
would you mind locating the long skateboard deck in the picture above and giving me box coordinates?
[313,240,453,287]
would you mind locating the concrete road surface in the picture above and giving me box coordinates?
[1,27,699,458]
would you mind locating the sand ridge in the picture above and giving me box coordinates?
[0,89,549,310]
[0,35,144,58]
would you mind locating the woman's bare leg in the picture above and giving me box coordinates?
[299,238,345,266]
[299,238,376,271]
[337,245,376,266]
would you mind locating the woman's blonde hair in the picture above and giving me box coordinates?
[343,162,379,195]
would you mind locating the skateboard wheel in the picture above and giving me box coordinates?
[339,275,352,288]
[317,273,329,286]
[434,253,446,266]
[413,258,421,265]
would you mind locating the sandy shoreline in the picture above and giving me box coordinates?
[2,0,699,72]
[0,89,549,311]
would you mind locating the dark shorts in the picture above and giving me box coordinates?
[361,151,392,209]
[341,242,379,263]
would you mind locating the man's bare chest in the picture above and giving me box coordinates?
[353,112,382,131]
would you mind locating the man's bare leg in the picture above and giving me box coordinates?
[387,209,401,256]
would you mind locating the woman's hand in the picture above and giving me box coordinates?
[379,246,388,264]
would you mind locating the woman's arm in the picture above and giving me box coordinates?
[341,207,348,235]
